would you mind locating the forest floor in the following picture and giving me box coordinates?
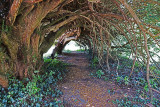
[57,52,132,107]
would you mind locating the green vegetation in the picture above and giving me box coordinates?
[91,56,99,68]
[96,70,104,78]
[76,49,85,52]
[0,0,159,106]
[63,49,72,53]
[0,58,68,106]
[90,55,160,106]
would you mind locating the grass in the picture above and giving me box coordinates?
[63,49,72,53]
[0,58,68,106]
[76,49,85,52]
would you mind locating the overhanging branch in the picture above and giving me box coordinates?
[39,26,68,54]
[43,11,90,34]
[48,15,79,32]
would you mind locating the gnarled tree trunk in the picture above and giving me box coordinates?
[0,0,63,87]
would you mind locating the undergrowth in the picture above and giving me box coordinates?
[90,56,160,107]
[0,58,68,107]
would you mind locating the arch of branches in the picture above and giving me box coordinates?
[0,0,159,102]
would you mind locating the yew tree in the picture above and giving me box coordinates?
[0,1,159,102]
[0,0,66,87]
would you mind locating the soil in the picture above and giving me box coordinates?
[57,52,130,107]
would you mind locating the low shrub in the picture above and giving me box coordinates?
[0,58,68,106]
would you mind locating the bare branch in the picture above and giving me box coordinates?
[118,0,153,102]
[48,15,79,32]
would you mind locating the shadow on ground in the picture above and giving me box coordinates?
[57,52,127,107]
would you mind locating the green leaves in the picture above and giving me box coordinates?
[34,70,40,73]
[25,81,41,96]
[124,76,130,85]
[144,84,149,92]
[91,56,99,68]
[0,58,67,106]
[96,70,104,78]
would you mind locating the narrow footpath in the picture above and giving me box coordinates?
[57,52,124,107]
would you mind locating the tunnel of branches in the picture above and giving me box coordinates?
[0,0,159,101]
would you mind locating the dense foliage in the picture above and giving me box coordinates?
[0,58,68,106]
[0,0,159,105]
[90,55,160,106]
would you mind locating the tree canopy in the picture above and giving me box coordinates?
[0,0,159,102]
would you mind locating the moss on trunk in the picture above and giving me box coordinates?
[0,0,63,87]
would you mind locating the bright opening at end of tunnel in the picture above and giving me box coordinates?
[43,41,84,58]
[64,41,84,51]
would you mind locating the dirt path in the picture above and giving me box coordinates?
[57,52,124,107]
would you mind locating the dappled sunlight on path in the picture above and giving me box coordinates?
[58,52,123,107]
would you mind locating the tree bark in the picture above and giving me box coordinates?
[0,0,63,87]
